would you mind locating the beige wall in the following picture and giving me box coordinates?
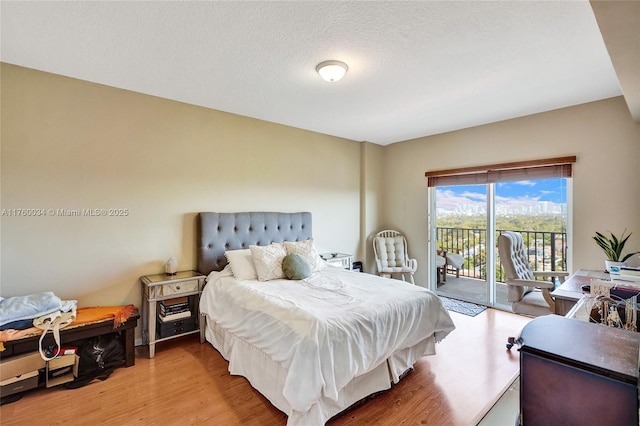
[359,141,385,272]
[1,64,362,307]
[382,96,640,286]
[2,63,640,311]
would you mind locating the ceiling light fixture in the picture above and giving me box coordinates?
[316,60,348,82]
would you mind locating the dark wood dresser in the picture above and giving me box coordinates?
[519,315,639,425]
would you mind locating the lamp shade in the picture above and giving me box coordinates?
[316,60,348,82]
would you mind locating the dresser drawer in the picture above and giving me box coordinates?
[157,279,199,296]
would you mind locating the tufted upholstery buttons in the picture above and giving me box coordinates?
[372,230,417,284]
[376,236,407,268]
[499,231,534,303]
[198,212,312,275]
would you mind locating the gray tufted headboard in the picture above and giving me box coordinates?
[197,212,313,275]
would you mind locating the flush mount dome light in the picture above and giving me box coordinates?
[316,60,348,82]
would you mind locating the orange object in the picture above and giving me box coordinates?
[0,305,137,349]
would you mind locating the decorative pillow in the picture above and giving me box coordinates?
[283,239,326,272]
[250,243,287,281]
[224,249,257,280]
[282,253,312,280]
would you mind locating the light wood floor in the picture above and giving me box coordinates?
[0,309,531,426]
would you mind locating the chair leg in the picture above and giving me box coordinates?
[409,274,415,285]
[506,336,522,350]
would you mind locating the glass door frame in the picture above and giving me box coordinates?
[428,179,573,309]
[428,185,503,308]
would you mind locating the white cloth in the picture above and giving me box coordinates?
[0,292,77,327]
[200,266,455,413]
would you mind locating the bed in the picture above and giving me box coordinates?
[197,212,455,425]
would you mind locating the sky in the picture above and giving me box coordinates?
[436,178,567,215]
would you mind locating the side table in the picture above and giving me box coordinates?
[320,253,354,270]
[140,270,206,358]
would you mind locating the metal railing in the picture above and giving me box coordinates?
[437,227,567,281]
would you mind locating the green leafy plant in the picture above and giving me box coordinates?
[592,230,640,262]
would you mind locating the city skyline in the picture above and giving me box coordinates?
[436,178,567,216]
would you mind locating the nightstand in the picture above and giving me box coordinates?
[320,253,354,270]
[140,270,206,358]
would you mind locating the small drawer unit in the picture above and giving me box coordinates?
[156,316,197,338]
[155,280,199,296]
[0,370,39,397]
[140,270,206,358]
[0,351,45,398]
[45,353,75,388]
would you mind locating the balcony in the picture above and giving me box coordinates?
[436,227,568,305]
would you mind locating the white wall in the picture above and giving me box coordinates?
[381,97,640,286]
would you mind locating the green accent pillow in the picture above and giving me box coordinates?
[282,253,313,280]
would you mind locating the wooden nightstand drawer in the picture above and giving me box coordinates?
[157,279,199,296]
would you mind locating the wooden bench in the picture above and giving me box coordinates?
[0,310,140,367]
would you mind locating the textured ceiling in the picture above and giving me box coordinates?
[0,1,627,145]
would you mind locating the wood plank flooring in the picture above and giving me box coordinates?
[0,308,531,426]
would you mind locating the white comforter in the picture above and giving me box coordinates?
[200,266,455,413]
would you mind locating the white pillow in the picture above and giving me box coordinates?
[225,249,258,280]
[284,239,326,272]
[250,243,287,281]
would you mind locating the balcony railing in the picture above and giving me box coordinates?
[437,227,567,281]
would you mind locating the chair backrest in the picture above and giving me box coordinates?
[373,230,409,270]
[498,231,534,302]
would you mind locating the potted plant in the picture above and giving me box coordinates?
[592,229,640,272]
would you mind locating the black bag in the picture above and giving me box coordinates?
[63,334,124,389]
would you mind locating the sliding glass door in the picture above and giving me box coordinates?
[432,183,490,305]
[429,175,570,309]
[494,178,569,306]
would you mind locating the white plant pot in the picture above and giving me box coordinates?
[604,260,626,273]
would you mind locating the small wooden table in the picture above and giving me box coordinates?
[551,269,609,315]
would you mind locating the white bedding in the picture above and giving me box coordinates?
[199,265,455,418]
